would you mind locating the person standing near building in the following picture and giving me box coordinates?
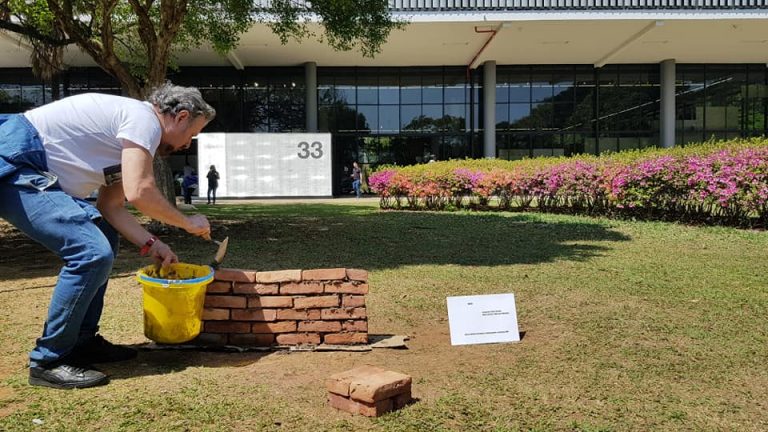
[206,165,219,205]
[351,161,362,198]
[182,170,198,205]
[0,83,215,389]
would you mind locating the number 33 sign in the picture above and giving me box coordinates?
[297,141,323,159]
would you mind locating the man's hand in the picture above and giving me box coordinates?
[185,214,211,240]
[148,239,178,269]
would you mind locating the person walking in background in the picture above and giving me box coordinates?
[0,83,215,389]
[182,170,198,205]
[206,165,219,204]
[351,161,362,198]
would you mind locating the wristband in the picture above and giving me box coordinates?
[140,236,158,256]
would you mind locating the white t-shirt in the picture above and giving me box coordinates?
[24,93,162,198]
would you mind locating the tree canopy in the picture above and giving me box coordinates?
[0,0,402,97]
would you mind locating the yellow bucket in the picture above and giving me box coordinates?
[136,263,214,344]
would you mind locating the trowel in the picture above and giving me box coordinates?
[210,236,229,269]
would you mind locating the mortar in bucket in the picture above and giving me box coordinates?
[136,263,214,344]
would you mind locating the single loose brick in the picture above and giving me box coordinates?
[298,320,342,333]
[302,268,347,281]
[202,307,230,321]
[345,268,369,282]
[204,321,251,334]
[204,295,246,309]
[326,365,384,396]
[275,333,321,345]
[192,332,227,346]
[327,393,392,417]
[252,321,297,333]
[280,282,323,295]
[324,332,368,345]
[214,268,257,283]
[321,307,367,320]
[276,309,322,320]
[342,320,368,332]
[255,269,302,284]
[341,295,366,308]
[233,283,279,295]
[231,309,277,322]
[349,370,412,403]
[248,296,293,308]
[228,333,275,346]
[324,282,369,295]
[206,281,232,294]
[294,295,340,309]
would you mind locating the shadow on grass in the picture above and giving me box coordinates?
[102,350,270,381]
[0,203,631,281]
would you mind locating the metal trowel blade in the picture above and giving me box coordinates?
[211,236,229,268]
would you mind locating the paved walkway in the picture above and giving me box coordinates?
[183,196,380,206]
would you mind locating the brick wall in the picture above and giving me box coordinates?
[193,267,369,347]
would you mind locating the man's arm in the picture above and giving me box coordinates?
[96,181,178,267]
[120,140,210,238]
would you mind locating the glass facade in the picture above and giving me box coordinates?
[2,64,767,194]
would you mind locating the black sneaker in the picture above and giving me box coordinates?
[29,363,108,389]
[68,334,138,364]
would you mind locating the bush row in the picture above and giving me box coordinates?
[368,139,768,227]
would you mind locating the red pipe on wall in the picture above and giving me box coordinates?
[466,26,499,81]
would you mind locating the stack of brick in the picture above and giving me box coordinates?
[194,267,369,347]
[326,366,413,417]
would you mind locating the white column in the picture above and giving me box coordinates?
[660,59,676,148]
[483,60,496,158]
[305,62,318,132]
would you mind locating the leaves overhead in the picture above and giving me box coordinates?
[1,0,402,96]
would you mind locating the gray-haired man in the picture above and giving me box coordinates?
[0,83,215,389]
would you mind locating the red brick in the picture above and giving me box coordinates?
[233,283,279,295]
[346,268,369,282]
[294,295,339,309]
[321,308,367,320]
[206,281,232,294]
[204,321,251,334]
[252,321,296,333]
[276,309,322,320]
[280,282,323,295]
[204,295,246,309]
[202,307,230,320]
[326,365,384,396]
[342,320,368,332]
[231,309,277,321]
[302,268,347,281]
[298,320,342,333]
[349,370,412,403]
[324,332,368,345]
[191,333,228,346]
[324,282,369,295]
[275,333,321,345]
[214,268,257,283]
[248,296,293,308]
[327,393,392,417]
[255,269,302,284]
[341,295,366,308]
[228,333,275,346]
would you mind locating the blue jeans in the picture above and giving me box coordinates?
[0,115,119,367]
[352,179,361,198]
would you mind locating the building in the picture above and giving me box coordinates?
[1,1,767,195]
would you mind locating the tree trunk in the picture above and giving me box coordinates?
[153,157,177,205]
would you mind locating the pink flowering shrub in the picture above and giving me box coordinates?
[368,139,768,227]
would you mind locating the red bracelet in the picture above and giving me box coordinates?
[140,236,158,256]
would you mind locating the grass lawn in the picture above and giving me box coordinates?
[0,200,766,431]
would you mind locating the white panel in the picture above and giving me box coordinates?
[197,133,332,198]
